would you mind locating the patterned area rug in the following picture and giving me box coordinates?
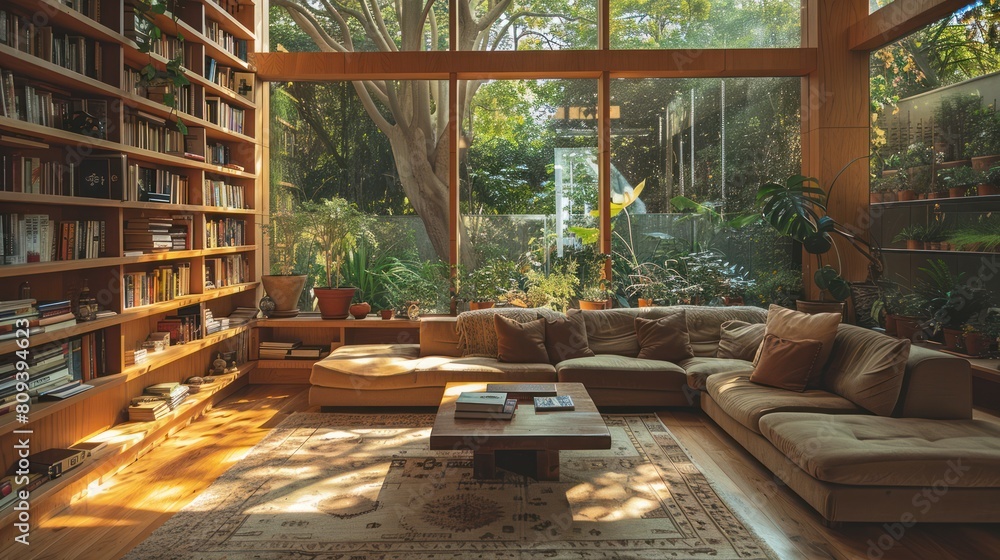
[126,413,776,559]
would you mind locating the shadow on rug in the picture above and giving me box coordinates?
[125,413,776,559]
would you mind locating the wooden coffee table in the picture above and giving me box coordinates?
[429,382,612,481]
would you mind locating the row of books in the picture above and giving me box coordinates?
[0,9,106,80]
[0,214,106,264]
[205,217,246,248]
[125,164,190,204]
[124,215,191,253]
[0,334,99,416]
[0,155,74,196]
[124,7,186,64]
[208,141,241,169]
[204,97,245,134]
[205,57,255,102]
[123,263,192,310]
[123,109,184,153]
[205,254,248,289]
[157,304,203,344]
[205,21,249,62]
[203,178,246,209]
[0,299,75,337]
[258,339,328,361]
[0,69,109,137]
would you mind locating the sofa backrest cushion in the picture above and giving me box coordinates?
[419,317,462,357]
[545,310,596,364]
[757,304,841,387]
[896,344,972,419]
[822,324,911,416]
[495,315,549,363]
[577,305,767,357]
[456,307,561,358]
[716,320,766,361]
[635,311,694,362]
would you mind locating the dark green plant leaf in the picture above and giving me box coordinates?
[802,231,833,254]
[756,175,828,242]
[176,120,188,135]
[815,266,851,302]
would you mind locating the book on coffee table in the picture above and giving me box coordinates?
[456,391,508,412]
[533,395,575,411]
[486,383,556,400]
[455,398,517,420]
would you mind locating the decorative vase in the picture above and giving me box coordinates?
[579,300,607,310]
[942,327,964,351]
[349,302,371,320]
[795,300,845,316]
[637,298,654,308]
[469,301,495,311]
[261,274,307,318]
[963,332,991,356]
[313,287,357,319]
[380,309,393,320]
[258,295,276,318]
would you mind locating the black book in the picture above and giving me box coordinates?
[77,154,125,199]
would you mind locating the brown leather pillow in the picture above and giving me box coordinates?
[749,334,824,392]
[494,315,548,363]
[635,311,693,362]
[545,311,595,364]
[717,320,766,361]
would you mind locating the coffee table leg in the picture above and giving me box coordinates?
[473,450,497,479]
[534,450,560,481]
[485,450,560,481]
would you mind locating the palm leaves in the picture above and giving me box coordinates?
[756,175,832,253]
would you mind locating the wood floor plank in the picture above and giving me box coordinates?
[5,385,998,560]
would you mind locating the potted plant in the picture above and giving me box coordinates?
[938,166,980,198]
[887,168,916,201]
[460,261,515,310]
[756,157,884,314]
[965,105,1000,171]
[517,260,579,311]
[301,197,371,319]
[260,207,308,318]
[916,260,989,349]
[979,166,1000,196]
[893,225,927,250]
[625,260,693,307]
[870,280,905,335]
[962,322,994,356]
[946,218,1000,252]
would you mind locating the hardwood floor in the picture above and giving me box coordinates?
[7,384,998,560]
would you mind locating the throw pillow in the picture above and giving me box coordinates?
[749,334,824,392]
[635,311,694,362]
[494,315,549,363]
[544,311,595,364]
[756,304,841,386]
[716,320,766,361]
[822,324,912,416]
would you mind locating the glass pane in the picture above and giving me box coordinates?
[268,80,451,314]
[460,0,598,50]
[269,1,448,52]
[609,77,802,307]
[459,79,602,311]
[611,0,801,49]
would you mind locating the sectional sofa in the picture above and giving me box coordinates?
[308,305,1000,523]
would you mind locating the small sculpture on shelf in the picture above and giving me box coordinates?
[209,352,228,376]
[258,295,276,318]
[75,279,98,322]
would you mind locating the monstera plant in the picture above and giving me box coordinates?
[756,157,884,309]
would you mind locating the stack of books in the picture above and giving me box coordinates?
[128,398,170,422]
[144,382,189,410]
[37,300,76,331]
[455,392,517,420]
[204,308,221,335]
[123,216,191,253]
[141,332,171,353]
[0,340,75,407]
[225,307,257,326]
[287,346,329,360]
[0,298,37,340]
[124,348,147,366]
[259,340,301,360]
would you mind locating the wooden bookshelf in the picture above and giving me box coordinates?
[0,0,263,530]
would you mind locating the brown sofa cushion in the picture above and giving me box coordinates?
[545,310,595,364]
[760,412,1000,487]
[679,357,755,390]
[682,305,767,356]
[635,311,693,362]
[456,307,559,358]
[757,304,841,386]
[749,335,823,392]
[556,355,687,391]
[495,315,548,363]
[716,320,765,361]
[419,317,462,357]
[706,370,867,434]
[822,324,912,416]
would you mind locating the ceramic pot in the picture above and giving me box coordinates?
[906,240,923,250]
[882,191,897,202]
[942,327,964,351]
[637,298,654,308]
[963,332,992,356]
[949,186,970,198]
[349,302,371,320]
[380,309,394,320]
[795,300,845,316]
[884,314,898,336]
[895,317,925,341]
[870,193,882,204]
[261,275,307,317]
[469,301,495,311]
[314,287,356,319]
[579,300,607,310]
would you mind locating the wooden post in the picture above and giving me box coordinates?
[449,74,460,311]
[801,0,872,299]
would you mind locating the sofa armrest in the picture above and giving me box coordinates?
[895,345,972,419]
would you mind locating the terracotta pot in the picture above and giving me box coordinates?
[895,317,925,341]
[637,298,654,308]
[869,193,882,204]
[897,189,916,201]
[469,301,495,311]
[722,296,744,306]
[949,186,970,198]
[906,239,923,250]
[926,191,945,199]
[884,313,898,336]
[917,193,928,200]
[795,300,845,316]
[971,154,1000,172]
[313,287,356,319]
[964,332,992,356]
[942,327,964,351]
[976,184,1000,196]
[579,300,607,310]
[260,275,307,317]
[380,309,394,320]
[349,302,371,320]
[882,191,897,202]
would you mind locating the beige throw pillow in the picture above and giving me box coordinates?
[717,320,766,361]
[756,304,841,387]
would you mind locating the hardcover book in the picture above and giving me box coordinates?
[533,395,575,411]
[454,398,517,420]
[455,391,508,411]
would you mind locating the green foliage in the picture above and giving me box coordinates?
[459,261,518,302]
[938,165,983,188]
[916,259,989,331]
[516,260,579,312]
[946,216,1000,251]
[301,197,372,288]
[965,106,1000,157]
[262,206,307,275]
[892,224,927,244]
[134,0,188,133]
[748,268,802,309]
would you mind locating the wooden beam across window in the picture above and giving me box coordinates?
[849,0,971,51]
[251,49,817,82]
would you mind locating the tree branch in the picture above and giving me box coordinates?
[477,0,513,32]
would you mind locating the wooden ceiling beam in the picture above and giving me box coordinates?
[251,49,817,82]
[850,0,972,51]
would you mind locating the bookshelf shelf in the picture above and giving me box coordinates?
[5,0,131,44]
[0,192,257,214]
[0,256,123,278]
[0,374,125,439]
[203,0,256,41]
[120,323,252,382]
